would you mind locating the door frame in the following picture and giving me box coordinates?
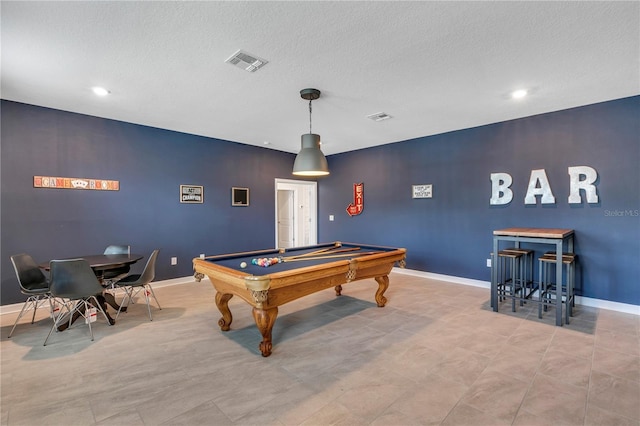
[274,178,318,248]
[276,188,295,249]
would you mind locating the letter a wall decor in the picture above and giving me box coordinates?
[346,182,364,216]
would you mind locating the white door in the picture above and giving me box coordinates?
[275,179,318,248]
[277,190,295,248]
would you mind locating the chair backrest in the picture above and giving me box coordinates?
[102,245,132,280]
[49,259,104,299]
[10,253,49,292]
[138,249,160,284]
[104,245,131,255]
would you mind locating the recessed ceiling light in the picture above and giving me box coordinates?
[511,89,528,99]
[263,141,270,145]
[92,86,110,96]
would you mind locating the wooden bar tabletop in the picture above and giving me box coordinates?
[493,227,574,238]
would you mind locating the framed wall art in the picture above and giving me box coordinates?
[232,187,249,206]
[412,184,432,199]
[180,185,203,203]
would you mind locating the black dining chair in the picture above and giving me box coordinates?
[44,259,113,346]
[9,253,53,338]
[102,244,132,286]
[114,249,161,321]
[101,245,132,312]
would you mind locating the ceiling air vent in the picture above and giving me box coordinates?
[367,112,392,122]
[225,50,268,73]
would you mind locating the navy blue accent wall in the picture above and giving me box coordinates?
[318,96,639,306]
[2,97,639,307]
[1,101,295,304]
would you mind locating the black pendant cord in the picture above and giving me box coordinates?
[308,99,313,134]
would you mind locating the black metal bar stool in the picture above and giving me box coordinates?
[538,252,576,323]
[501,248,535,302]
[493,250,524,311]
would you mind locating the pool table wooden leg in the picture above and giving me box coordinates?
[374,275,389,307]
[252,307,278,357]
[215,292,233,331]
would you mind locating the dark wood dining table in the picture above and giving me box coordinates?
[40,253,144,277]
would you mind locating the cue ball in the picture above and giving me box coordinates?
[240,262,247,268]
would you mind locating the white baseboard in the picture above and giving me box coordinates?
[0,275,196,315]
[147,275,196,289]
[392,267,490,289]
[392,267,640,316]
[2,271,638,317]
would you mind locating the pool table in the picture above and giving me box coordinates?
[193,242,406,356]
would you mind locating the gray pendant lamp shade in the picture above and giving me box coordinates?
[293,133,329,176]
[293,88,329,176]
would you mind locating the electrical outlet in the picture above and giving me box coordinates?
[171,257,177,265]
[486,258,492,267]
[329,215,334,221]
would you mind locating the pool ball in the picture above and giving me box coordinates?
[240,261,247,269]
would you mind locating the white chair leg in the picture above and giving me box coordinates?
[8,297,33,338]
[43,319,57,346]
[115,287,134,320]
[147,285,162,310]
[89,295,112,325]
[83,300,94,341]
[44,300,77,346]
[143,287,152,321]
[115,285,160,321]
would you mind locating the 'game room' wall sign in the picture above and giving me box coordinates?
[33,176,119,191]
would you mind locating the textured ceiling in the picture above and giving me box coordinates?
[2,1,638,155]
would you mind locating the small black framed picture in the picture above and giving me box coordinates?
[231,187,249,206]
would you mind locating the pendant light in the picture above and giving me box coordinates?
[292,88,330,176]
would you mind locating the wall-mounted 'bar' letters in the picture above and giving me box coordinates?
[490,166,599,206]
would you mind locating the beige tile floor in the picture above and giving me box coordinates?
[1,273,639,425]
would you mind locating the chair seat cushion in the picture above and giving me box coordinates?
[102,266,130,280]
[116,274,143,285]
[22,285,50,295]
